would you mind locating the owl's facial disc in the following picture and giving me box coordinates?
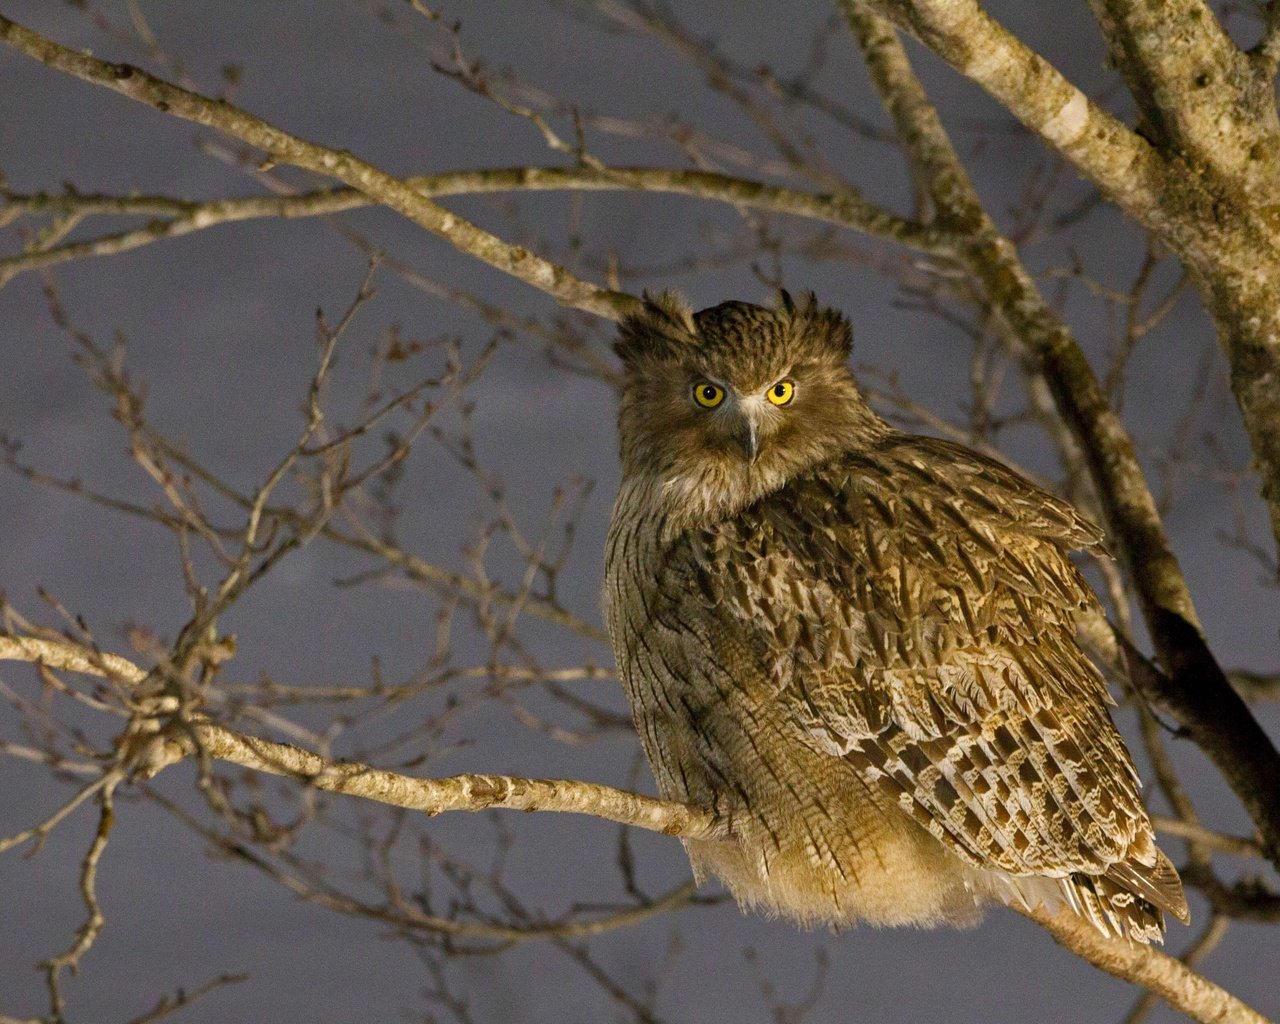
[690,375,796,464]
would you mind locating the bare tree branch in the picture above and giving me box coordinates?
[869,0,1168,220]
[0,636,719,842]
[0,167,952,288]
[1024,906,1271,1024]
[0,15,634,319]
[1121,915,1231,1024]
[41,781,118,1023]
[148,721,719,841]
[1084,0,1277,193]
[1151,816,1263,860]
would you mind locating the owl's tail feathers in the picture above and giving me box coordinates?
[993,849,1189,944]
[1062,850,1189,944]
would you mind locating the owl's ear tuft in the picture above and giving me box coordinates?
[615,290,698,367]
[781,291,852,362]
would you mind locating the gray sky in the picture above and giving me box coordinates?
[2,3,1277,1023]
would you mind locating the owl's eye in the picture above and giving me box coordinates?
[692,382,725,409]
[766,380,795,406]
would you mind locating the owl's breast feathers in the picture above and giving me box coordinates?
[650,432,1188,941]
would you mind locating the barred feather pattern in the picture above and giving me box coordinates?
[605,294,1188,943]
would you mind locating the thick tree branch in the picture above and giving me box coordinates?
[1122,915,1232,1024]
[1116,630,1280,867]
[1083,2,1280,554]
[0,636,719,841]
[1024,906,1272,1024]
[0,15,635,320]
[1084,0,1280,196]
[871,0,1169,224]
[150,722,721,839]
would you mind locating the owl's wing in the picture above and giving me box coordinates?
[675,433,1181,913]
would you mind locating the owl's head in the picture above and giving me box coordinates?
[614,291,885,512]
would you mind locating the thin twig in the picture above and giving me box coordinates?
[42,780,119,1023]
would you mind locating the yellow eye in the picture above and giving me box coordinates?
[692,382,725,409]
[766,380,795,406]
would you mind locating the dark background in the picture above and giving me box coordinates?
[1,3,1277,1022]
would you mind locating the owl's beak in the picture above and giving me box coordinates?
[734,412,761,464]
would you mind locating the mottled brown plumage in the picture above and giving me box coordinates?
[604,291,1188,942]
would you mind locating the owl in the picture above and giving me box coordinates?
[603,291,1188,943]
